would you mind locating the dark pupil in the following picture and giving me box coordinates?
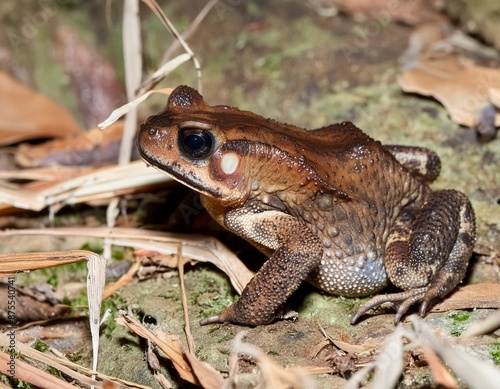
[179,128,213,159]
[184,134,205,151]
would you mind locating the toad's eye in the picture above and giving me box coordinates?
[178,128,214,159]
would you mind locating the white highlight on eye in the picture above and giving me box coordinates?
[220,152,240,175]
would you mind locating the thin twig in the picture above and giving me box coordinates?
[161,0,218,64]
[141,0,202,91]
[177,243,195,354]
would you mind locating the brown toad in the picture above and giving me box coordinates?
[137,85,476,326]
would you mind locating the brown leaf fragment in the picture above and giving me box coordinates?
[431,283,500,312]
[422,345,458,389]
[0,283,69,323]
[116,313,225,389]
[399,23,500,129]
[326,351,356,379]
[0,250,99,277]
[0,71,80,145]
[136,248,181,269]
[0,350,76,389]
[15,121,127,168]
[316,0,447,26]
[399,55,500,128]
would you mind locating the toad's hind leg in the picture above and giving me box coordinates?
[351,190,475,324]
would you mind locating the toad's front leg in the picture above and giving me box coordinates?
[200,209,323,326]
[352,189,475,324]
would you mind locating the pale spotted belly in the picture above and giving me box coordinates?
[308,245,388,296]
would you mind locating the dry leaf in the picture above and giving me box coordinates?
[0,160,170,213]
[399,54,500,127]
[421,345,458,389]
[0,227,254,296]
[0,350,76,389]
[412,317,500,389]
[0,71,80,145]
[230,331,315,389]
[116,313,225,388]
[431,283,500,312]
[0,332,151,388]
[15,121,126,168]
[0,250,99,277]
[0,283,69,323]
[310,0,446,25]
[399,23,500,129]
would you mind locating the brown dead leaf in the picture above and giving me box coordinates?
[399,54,500,127]
[15,121,126,168]
[431,283,500,312]
[399,24,500,129]
[0,332,152,388]
[0,350,76,389]
[316,0,446,26]
[0,71,80,145]
[421,345,458,389]
[0,250,100,277]
[0,283,69,323]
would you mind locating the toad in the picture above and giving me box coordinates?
[137,85,475,326]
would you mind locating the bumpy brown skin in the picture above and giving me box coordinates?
[137,85,476,326]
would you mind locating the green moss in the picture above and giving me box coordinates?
[33,339,50,353]
[65,347,88,365]
[447,311,471,336]
[491,343,500,364]
[190,268,238,319]
[101,294,127,339]
[9,378,35,389]
[449,312,470,322]
[80,242,104,254]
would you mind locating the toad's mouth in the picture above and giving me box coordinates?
[138,152,223,198]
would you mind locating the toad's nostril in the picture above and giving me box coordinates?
[149,128,159,136]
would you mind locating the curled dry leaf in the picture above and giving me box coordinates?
[399,24,500,129]
[0,71,80,145]
[15,120,127,168]
[0,227,254,296]
[0,250,100,277]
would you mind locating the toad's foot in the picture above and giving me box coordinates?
[199,305,298,326]
[352,190,475,325]
[350,287,428,324]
